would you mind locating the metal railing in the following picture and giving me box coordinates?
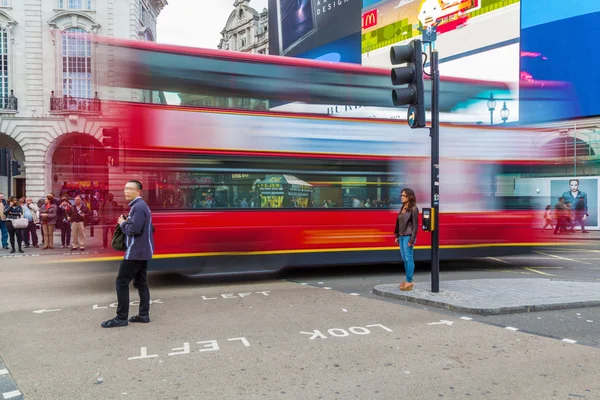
[0,90,18,111]
[50,91,101,114]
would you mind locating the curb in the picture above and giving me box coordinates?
[372,286,600,316]
[0,358,24,400]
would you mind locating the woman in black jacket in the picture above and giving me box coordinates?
[5,196,24,254]
[394,188,419,291]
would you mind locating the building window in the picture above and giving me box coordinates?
[0,28,8,106]
[139,0,149,26]
[62,28,92,98]
[1,0,10,8]
[59,0,93,9]
[144,29,154,41]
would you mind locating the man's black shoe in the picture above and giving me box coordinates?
[128,315,150,323]
[101,318,128,328]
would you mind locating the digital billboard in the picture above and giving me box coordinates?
[268,0,362,63]
[361,0,521,124]
[520,1,600,122]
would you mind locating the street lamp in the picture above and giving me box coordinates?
[487,93,496,125]
[500,102,510,123]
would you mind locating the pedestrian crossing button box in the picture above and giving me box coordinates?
[422,208,432,231]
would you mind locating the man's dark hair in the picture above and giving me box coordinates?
[569,179,579,185]
[128,180,143,191]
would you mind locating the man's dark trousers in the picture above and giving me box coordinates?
[116,260,150,320]
[24,221,38,247]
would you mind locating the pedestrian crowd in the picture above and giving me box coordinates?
[0,190,123,254]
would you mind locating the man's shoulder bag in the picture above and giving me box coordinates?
[111,223,156,252]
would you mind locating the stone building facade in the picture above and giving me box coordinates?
[0,0,167,200]
[217,0,268,54]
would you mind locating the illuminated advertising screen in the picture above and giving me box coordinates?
[520,1,600,122]
[268,0,362,64]
[361,0,521,124]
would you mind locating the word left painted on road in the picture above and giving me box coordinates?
[200,291,271,300]
[128,336,250,361]
[93,299,163,310]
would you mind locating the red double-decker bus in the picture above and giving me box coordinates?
[81,38,563,276]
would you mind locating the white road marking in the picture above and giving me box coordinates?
[523,267,556,277]
[486,257,511,264]
[349,293,360,296]
[2,391,22,400]
[317,282,324,285]
[32,308,61,314]
[0,369,8,376]
[323,287,332,290]
[427,320,454,326]
[562,338,577,344]
[300,283,308,285]
[505,327,519,331]
[534,251,591,265]
[460,317,473,321]
[586,320,593,323]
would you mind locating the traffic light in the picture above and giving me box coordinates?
[102,127,120,167]
[0,148,7,176]
[11,160,21,176]
[390,39,426,128]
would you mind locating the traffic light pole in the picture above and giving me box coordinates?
[430,49,440,293]
[6,148,11,197]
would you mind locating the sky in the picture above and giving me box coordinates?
[157,0,270,49]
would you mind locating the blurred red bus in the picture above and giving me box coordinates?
[80,39,564,275]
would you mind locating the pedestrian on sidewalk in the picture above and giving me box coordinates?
[39,195,57,250]
[102,180,154,328]
[100,193,120,249]
[0,193,9,249]
[23,198,40,248]
[394,188,419,291]
[68,196,89,251]
[58,197,72,248]
[5,197,25,254]
[542,205,554,230]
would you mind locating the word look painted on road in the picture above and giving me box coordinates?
[128,337,250,361]
[300,324,393,340]
[93,299,163,310]
[200,291,271,301]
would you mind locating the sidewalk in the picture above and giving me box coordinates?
[540,228,600,240]
[0,226,111,258]
[373,278,600,315]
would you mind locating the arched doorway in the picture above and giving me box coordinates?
[50,133,108,198]
[0,133,26,198]
[541,137,595,158]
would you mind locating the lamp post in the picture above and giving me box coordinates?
[487,93,496,125]
[500,102,510,123]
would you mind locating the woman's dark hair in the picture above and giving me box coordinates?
[401,188,417,210]
[46,195,54,202]
[8,196,16,203]
[546,205,551,210]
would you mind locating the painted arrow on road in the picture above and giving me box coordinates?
[427,320,454,326]
[33,309,61,314]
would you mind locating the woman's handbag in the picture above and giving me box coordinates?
[12,218,29,229]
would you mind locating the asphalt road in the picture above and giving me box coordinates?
[1,244,599,399]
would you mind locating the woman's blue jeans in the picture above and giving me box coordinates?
[399,236,415,283]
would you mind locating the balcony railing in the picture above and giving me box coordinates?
[0,90,18,112]
[50,91,101,114]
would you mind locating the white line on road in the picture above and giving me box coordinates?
[427,320,453,326]
[534,251,592,265]
[505,327,519,331]
[0,369,8,376]
[523,267,556,277]
[485,257,511,264]
[2,391,22,400]
[323,287,332,290]
[32,308,61,314]
[349,293,360,296]
[460,317,473,321]
[562,338,577,344]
